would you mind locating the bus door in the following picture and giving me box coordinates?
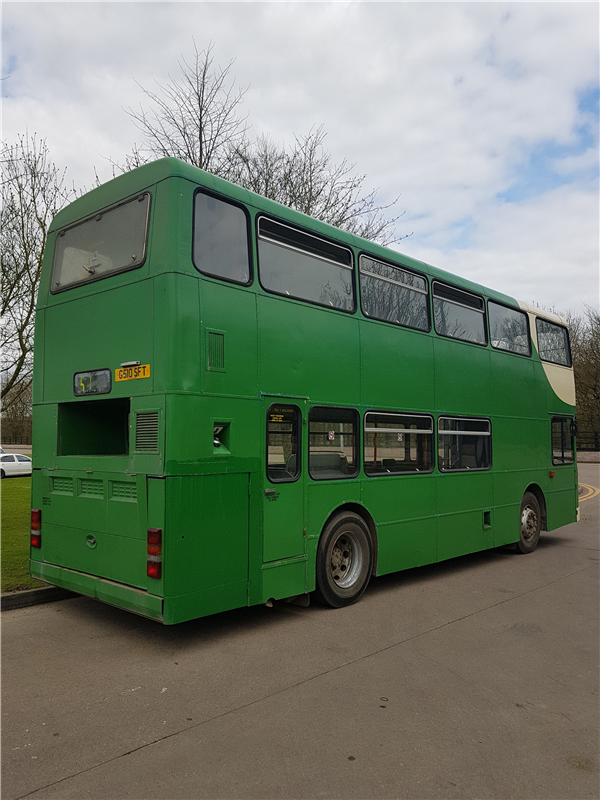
[263,402,305,562]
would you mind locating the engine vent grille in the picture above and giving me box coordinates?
[110,481,138,501]
[52,477,74,495]
[135,412,159,452]
[80,479,104,498]
[207,330,225,371]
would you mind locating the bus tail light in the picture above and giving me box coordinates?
[147,528,162,579]
[31,509,42,548]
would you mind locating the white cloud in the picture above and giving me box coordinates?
[2,1,598,315]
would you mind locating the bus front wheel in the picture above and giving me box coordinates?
[516,492,542,554]
[314,513,373,608]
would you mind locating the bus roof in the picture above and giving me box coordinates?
[49,157,550,318]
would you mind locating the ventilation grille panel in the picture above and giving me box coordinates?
[207,330,225,371]
[135,411,159,452]
[52,477,74,495]
[80,479,104,498]
[110,481,138,501]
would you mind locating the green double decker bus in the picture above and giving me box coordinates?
[30,158,578,624]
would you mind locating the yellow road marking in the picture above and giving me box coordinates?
[579,483,600,502]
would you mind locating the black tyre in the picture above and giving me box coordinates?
[314,512,373,608]
[0,469,4,479]
[516,491,542,554]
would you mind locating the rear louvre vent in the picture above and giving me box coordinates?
[207,330,225,371]
[135,412,159,452]
[52,477,74,495]
[110,481,138,501]
[80,479,104,498]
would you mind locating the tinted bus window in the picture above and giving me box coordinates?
[193,192,251,284]
[438,417,491,471]
[364,412,433,475]
[258,218,354,311]
[433,283,486,345]
[309,407,358,479]
[360,256,429,331]
[267,404,301,482]
[551,417,574,465]
[488,302,531,356]
[536,318,571,366]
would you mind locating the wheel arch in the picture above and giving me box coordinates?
[320,502,378,576]
[524,484,547,531]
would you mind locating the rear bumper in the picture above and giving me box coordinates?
[30,561,164,622]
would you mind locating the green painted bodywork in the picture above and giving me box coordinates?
[31,158,578,624]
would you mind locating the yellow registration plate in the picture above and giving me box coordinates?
[115,364,151,382]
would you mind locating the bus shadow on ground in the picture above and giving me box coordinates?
[57,586,301,648]
[55,532,571,648]
[366,532,570,596]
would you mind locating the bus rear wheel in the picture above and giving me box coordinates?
[516,492,542,554]
[314,513,373,608]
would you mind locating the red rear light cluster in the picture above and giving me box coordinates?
[31,509,42,549]
[147,528,162,579]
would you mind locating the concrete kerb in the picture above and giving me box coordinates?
[1,586,77,612]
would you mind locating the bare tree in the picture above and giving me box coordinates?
[1,133,75,411]
[230,127,406,245]
[118,43,406,244]
[0,377,32,443]
[565,306,600,433]
[121,41,249,175]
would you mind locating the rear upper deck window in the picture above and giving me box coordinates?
[52,193,150,293]
[193,192,251,284]
[258,217,354,311]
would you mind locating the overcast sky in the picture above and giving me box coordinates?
[3,1,598,316]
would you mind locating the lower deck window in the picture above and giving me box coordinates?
[267,404,301,482]
[551,417,574,465]
[438,417,491,471]
[364,412,433,475]
[309,407,358,479]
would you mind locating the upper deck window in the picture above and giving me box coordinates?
[193,192,251,284]
[258,217,354,311]
[52,193,150,293]
[360,256,429,331]
[433,282,486,345]
[488,302,531,356]
[536,318,571,366]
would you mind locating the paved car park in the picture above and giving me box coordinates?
[1,463,598,799]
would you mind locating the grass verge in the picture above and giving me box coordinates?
[1,477,45,593]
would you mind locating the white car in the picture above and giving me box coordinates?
[0,453,32,478]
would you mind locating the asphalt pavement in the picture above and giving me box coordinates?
[2,463,598,800]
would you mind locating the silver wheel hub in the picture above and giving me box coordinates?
[330,532,363,589]
[521,506,538,542]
